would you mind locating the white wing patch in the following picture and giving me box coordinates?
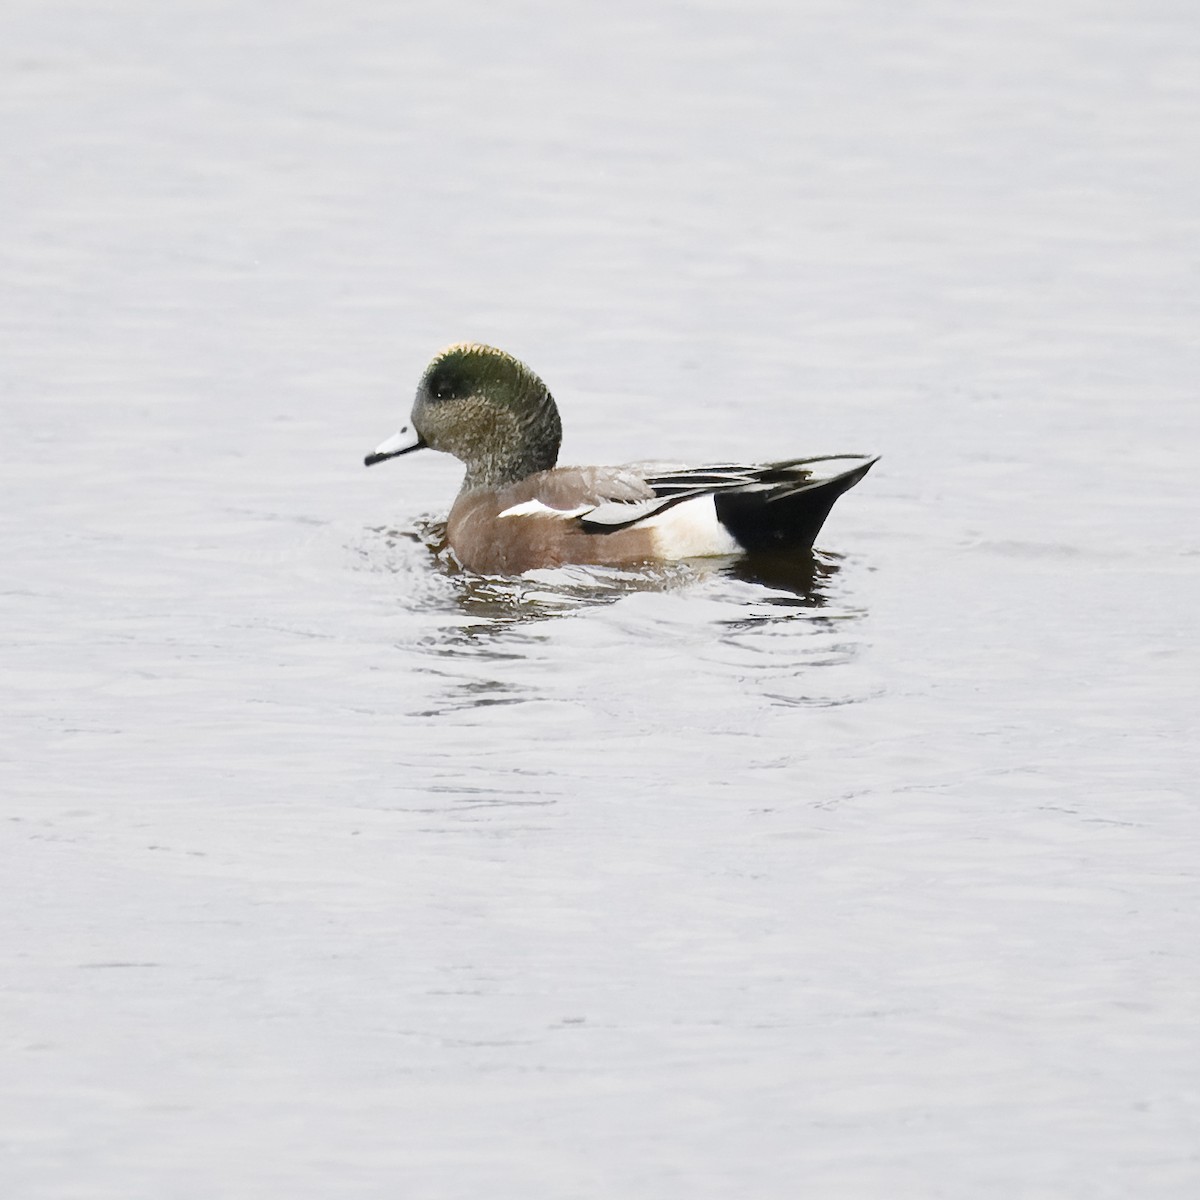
[496,493,738,557]
[497,499,592,520]
[640,494,740,559]
[577,497,668,527]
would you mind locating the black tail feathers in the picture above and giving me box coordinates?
[714,458,877,553]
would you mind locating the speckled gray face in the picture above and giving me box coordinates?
[363,352,490,467]
[365,344,563,488]
[408,355,495,457]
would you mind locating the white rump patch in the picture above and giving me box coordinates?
[498,499,592,520]
[640,495,740,559]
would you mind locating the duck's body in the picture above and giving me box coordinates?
[365,343,877,575]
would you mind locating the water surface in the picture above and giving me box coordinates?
[3,1,1198,1197]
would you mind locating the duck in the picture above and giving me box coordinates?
[364,343,877,575]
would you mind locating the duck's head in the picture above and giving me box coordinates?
[364,343,562,490]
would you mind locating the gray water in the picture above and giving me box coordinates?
[3,2,1199,1197]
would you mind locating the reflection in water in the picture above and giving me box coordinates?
[355,520,871,736]
[448,561,696,628]
[727,548,840,600]
[443,549,856,640]
[358,518,859,638]
[411,675,528,717]
[356,520,874,726]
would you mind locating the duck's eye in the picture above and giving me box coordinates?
[427,362,468,401]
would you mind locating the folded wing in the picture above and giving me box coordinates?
[578,455,878,534]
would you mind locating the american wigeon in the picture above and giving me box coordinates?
[365,343,877,574]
